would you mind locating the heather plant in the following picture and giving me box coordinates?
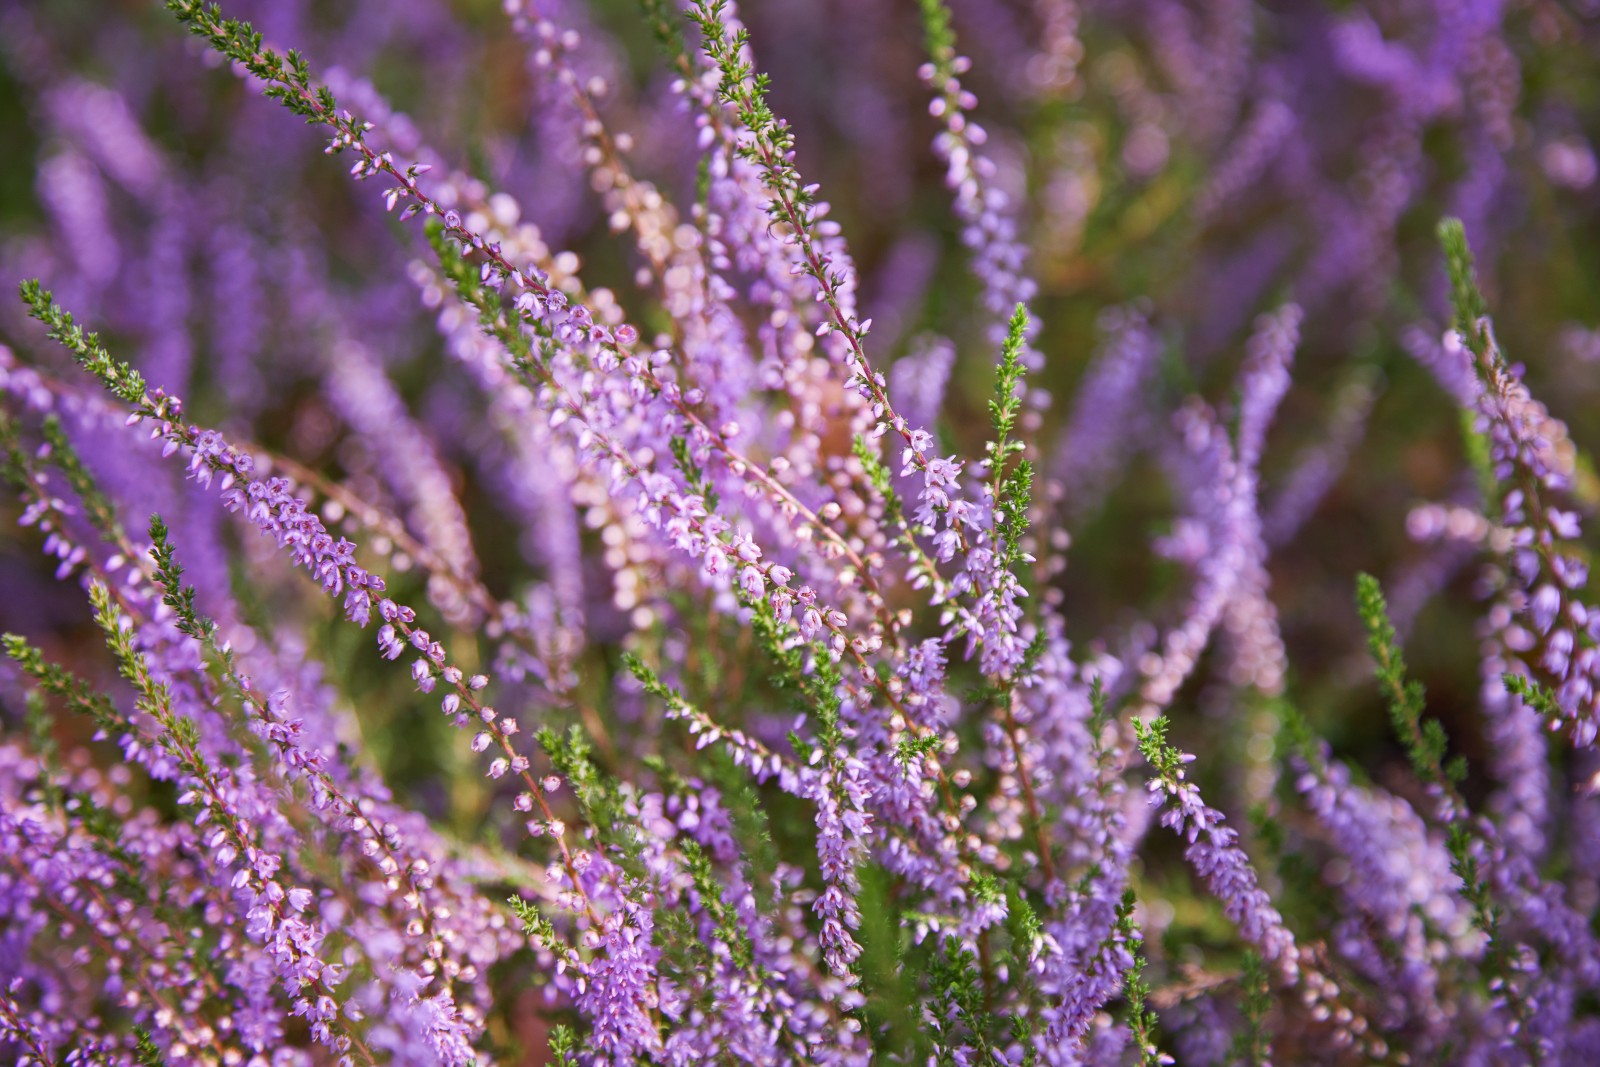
[3,0,1600,1064]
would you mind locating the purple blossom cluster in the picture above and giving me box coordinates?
[2,0,1600,1065]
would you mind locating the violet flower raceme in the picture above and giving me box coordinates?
[2,428,372,1057]
[689,1,987,583]
[0,421,514,1063]
[20,276,608,874]
[95,595,365,1062]
[1123,305,1301,762]
[311,64,895,642]
[1136,419,1247,716]
[22,279,902,1061]
[322,336,480,602]
[1264,365,1380,547]
[35,426,504,1056]
[509,0,759,434]
[808,751,873,980]
[1049,302,1160,523]
[888,336,955,448]
[1289,739,1474,1043]
[651,0,867,465]
[1137,718,1299,981]
[918,0,1043,379]
[1029,666,1138,1060]
[1469,337,1599,741]
[1440,223,1600,749]
[0,786,233,1060]
[10,0,1600,1061]
[122,0,908,695]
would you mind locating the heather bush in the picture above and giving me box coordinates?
[3,0,1600,1063]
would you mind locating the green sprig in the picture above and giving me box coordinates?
[1355,573,1463,787]
[1133,715,1183,780]
[133,1026,167,1067]
[928,938,996,1066]
[4,635,124,740]
[1118,891,1167,1067]
[1438,218,1489,358]
[149,515,213,641]
[1228,952,1272,1067]
[548,1024,582,1067]
[1501,672,1566,728]
[916,0,957,66]
[1356,574,1507,958]
[20,281,147,405]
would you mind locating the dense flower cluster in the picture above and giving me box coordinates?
[3,1,1600,1064]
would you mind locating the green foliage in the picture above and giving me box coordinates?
[19,280,147,405]
[739,591,844,752]
[690,10,764,121]
[1438,221,1506,503]
[989,305,1035,571]
[688,2,785,191]
[536,724,617,834]
[998,461,1034,567]
[90,581,202,759]
[621,651,671,703]
[1259,701,1348,907]
[1447,823,1502,943]
[1502,673,1566,728]
[852,434,895,502]
[894,731,943,767]
[149,514,214,641]
[0,412,24,488]
[1006,883,1042,963]
[166,2,334,125]
[705,751,780,895]
[1133,715,1183,780]
[1459,406,1499,503]
[21,691,63,809]
[507,895,573,961]
[1117,891,1166,1067]
[680,838,754,969]
[426,220,539,371]
[1355,573,1463,786]
[548,1024,582,1067]
[1438,218,1489,356]
[668,436,718,510]
[4,634,123,740]
[1086,677,1110,736]
[1229,952,1273,1067]
[694,152,712,210]
[928,938,997,1066]
[636,0,692,72]
[687,0,861,346]
[1356,574,1506,960]
[851,432,950,592]
[851,863,918,1054]
[1271,695,1319,766]
[990,305,1030,446]
[639,756,778,961]
[133,1026,166,1066]
[916,0,957,66]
